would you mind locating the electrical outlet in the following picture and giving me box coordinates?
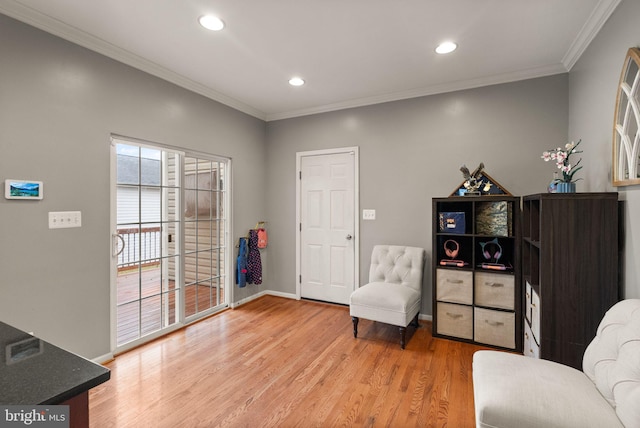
[363,209,376,220]
[49,211,82,229]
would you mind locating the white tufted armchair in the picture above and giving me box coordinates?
[349,245,426,349]
[472,299,640,428]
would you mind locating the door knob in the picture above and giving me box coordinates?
[346,234,353,240]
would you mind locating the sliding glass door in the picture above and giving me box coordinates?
[111,137,229,350]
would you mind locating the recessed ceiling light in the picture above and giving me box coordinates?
[199,15,224,31]
[289,77,305,87]
[435,42,457,54]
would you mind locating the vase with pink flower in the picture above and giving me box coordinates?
[541,140,583,193]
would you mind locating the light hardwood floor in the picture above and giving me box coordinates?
[90,295,490,427]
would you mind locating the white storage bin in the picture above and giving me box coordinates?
[436,302,473,340]
[436,269,473,305]
[474,271,514,310]
[474,307,515,349]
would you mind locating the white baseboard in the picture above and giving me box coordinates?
[419,314,433,322]
[93,352,114,364]
[231,290,299,308]
[230,290,267,308]
[264,290,298,300]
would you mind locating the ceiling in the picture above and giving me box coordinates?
[0,0,621,121]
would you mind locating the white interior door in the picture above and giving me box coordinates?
[298,149,358,304]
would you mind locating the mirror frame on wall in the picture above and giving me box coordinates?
[612,47,640,187]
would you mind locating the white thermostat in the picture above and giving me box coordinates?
[5,179,43,200]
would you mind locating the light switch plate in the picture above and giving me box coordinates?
[49,211,82,229]
[363,209,376,220]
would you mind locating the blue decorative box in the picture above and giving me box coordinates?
[439,212,466,234]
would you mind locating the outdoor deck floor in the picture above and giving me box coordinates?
[117,266,224,346]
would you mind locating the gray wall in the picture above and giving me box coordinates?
[266,75,569,316]
[3,0,639,361]
[0,14,266,359]
[568,0,640,299]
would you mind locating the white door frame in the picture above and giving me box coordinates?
[296,147,360,301]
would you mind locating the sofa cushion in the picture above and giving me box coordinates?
[473,350,623,428]
[349,282,420,326]
[350,282,420,311]
[583,299,640,428]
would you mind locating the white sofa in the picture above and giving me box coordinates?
[473,299,640,428]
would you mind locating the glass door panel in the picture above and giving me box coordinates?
[115,142,181,347]
[183,157,226,320]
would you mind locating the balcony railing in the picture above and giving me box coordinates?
[117,226,161,269]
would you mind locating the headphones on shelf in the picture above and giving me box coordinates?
[443,239,460,259]
[480,237,502,262]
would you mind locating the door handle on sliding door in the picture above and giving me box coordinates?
[112,233,125,257]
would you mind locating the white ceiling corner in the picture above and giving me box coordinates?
[561,0,623,70]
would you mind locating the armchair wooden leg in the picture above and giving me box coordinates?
[411,314,420,328]
[399,326,406,349]
[352,317,359,338]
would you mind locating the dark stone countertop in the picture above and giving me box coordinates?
[0,321,110,405]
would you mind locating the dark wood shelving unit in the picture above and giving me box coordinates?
[432,196,522,352]
[522,193,620,369]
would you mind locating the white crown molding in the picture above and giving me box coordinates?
[0,0,266,120]
[562,0,622,70]
[266,63,568,121]
[0,0,617,123]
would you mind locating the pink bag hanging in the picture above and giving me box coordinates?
[256,222,268,249]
